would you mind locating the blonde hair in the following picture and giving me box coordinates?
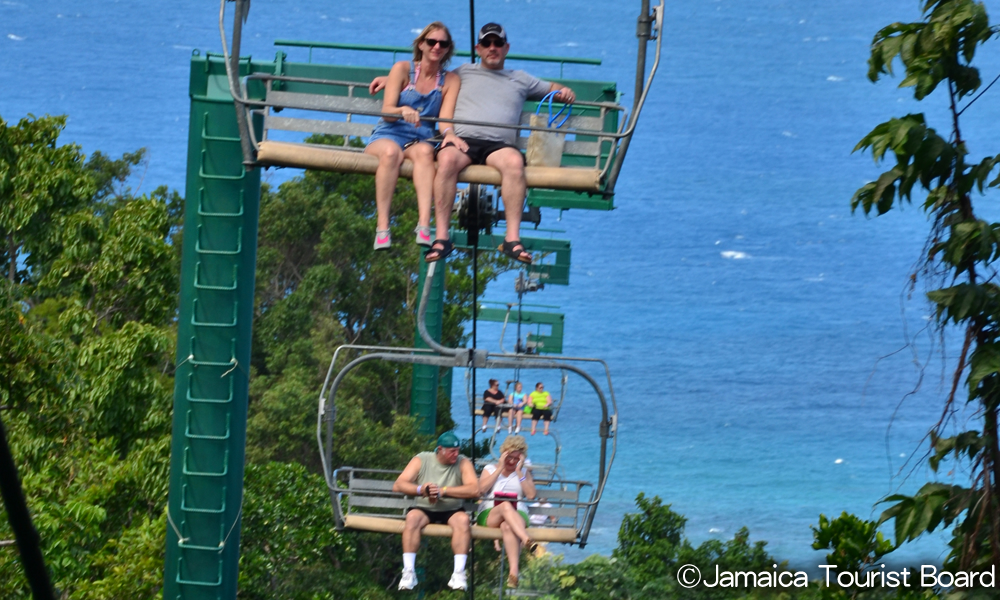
[499,435,528,455]
[412,22,454,65]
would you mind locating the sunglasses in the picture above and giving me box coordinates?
[479,37,506,48]
[424,38,452,48]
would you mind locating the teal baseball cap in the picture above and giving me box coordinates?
[437,431,460,449]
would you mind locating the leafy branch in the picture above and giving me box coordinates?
[855,0,1000,571]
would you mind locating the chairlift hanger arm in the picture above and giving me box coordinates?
[219,0,255,165]
[604,0,664,193]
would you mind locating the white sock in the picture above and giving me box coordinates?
[403,553,416,571]
[454,554,467,573]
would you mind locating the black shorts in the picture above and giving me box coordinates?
[438,137,525,166]
[483,403,505,417]
[532,409,553,421]
[408,507,464,525]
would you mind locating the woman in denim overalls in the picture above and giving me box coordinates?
[364,22,462,250]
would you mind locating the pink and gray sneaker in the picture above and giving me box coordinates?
[414,226,432,247]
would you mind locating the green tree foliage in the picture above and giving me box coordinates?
[812,512,894,574]
[518,494,786,600]
[852,1,1000,572]
[811,513,898,600]
[237,461,393,600]
[0,114,178,597]
[614,492,687,584]
[0,115,96,286]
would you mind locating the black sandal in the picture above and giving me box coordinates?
[424,239,454,263]
[498,240,532,264]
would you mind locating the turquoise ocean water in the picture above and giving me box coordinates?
[5,0,1000,569]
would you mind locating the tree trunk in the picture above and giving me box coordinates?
[7,234,15,283]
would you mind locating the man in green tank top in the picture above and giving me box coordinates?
[393,431,479,590]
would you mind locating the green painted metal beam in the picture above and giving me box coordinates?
[527,188,614,211]
[450,230,571,286]
[477,307,565,354]
[164,51,268,600]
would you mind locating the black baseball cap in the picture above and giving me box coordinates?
[478,23,507,43]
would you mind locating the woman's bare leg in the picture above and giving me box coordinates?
[403,142,434,228]
[487,502,531,546]
[500,521,521,578]
[364,139,404,231]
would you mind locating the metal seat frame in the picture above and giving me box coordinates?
[331,467,590,544]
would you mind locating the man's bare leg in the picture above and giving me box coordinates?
[447,510,472,556]
[432,146,472,242]
[485,147,527,243]
[402,509,429,553]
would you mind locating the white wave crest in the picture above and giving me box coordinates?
[721,251,749,260]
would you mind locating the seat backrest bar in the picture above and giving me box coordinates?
[267,89,382,116]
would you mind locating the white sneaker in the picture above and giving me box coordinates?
[374,229,391,251]
[507,425,513,433]
[399,568,418,590]
[480,425,487,432]
[447,570,468,590]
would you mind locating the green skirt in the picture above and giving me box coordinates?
[477,507,529,527]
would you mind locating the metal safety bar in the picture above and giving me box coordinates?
[274,39,602,77]
[241,72,624,181]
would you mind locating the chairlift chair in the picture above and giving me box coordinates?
[466,376,566,483]
[317,262,618,547]
[216,0,664,212]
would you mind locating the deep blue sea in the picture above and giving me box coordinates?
[5,0,1000,570]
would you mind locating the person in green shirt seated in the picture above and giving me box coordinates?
[527,381,553,436]
[393,431,479,591]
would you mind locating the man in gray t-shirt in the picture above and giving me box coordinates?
[375,23,575,264]
[430,23,575,264]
